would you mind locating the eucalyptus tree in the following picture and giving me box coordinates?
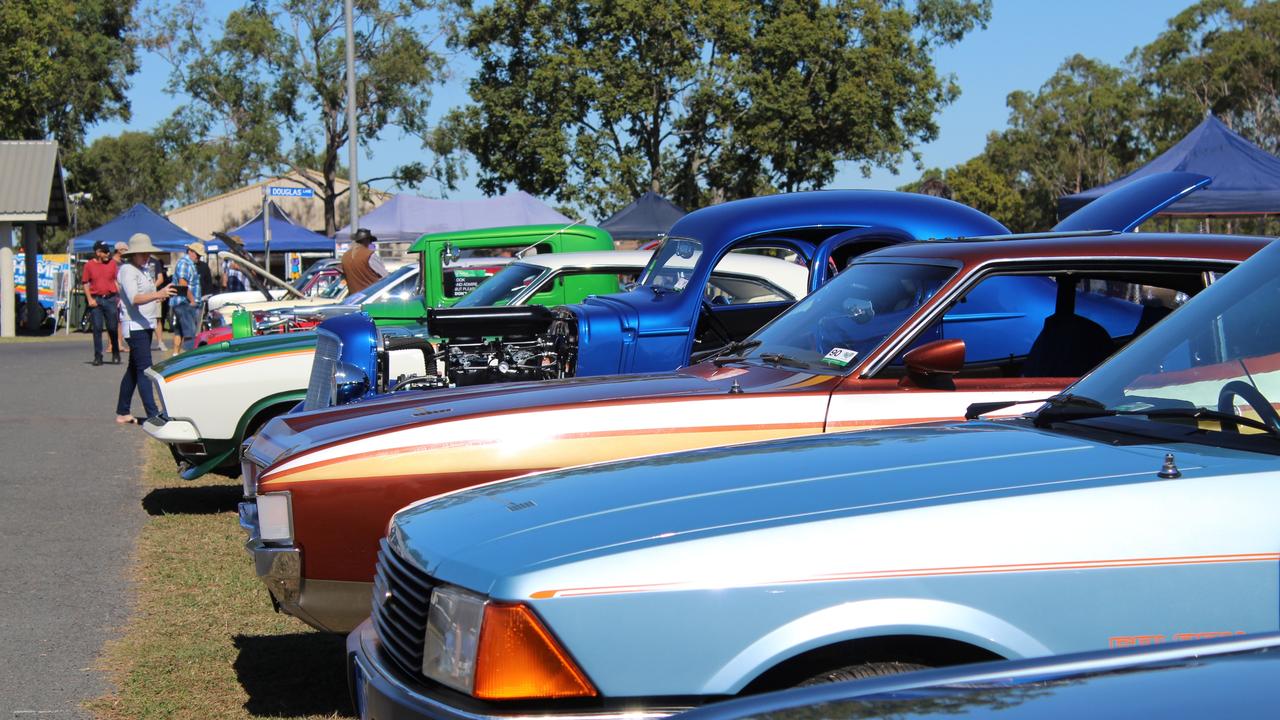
[0,0,137,148]
[449,0,991,217]
[146,0,458,235]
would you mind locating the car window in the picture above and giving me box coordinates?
[453,263,546,307]
[639,237,703,292]
[348,265,416,304]
[306,272,343,298]
[877,270,1207,380]
[740,261,956,372]
[705,274,794,305]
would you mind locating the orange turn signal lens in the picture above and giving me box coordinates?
[473,602,597,700]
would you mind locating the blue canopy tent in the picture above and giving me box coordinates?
[71,203,223,254]
[599,191,686,241]
[225,200,334,252]
[335,191,572,245]
[1059,115,1280,218]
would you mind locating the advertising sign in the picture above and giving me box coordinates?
[286,252,303,280]
[14,254,71,307]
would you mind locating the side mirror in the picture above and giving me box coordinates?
[900,338,965,390]
[441,243,461,264]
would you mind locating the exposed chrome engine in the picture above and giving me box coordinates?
[384,306,578,393]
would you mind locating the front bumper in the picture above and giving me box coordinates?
[146,415,239,479]
[347,620,684,720]
[239,501,370,633]
[142,415,201,443]
[240,500,304,614]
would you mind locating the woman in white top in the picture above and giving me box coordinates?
[115,233,176,424]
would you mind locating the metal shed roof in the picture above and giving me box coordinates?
[0,141,68,224]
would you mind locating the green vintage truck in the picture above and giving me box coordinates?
[143,224,615,479]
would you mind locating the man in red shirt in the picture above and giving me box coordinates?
[82,240,121,365]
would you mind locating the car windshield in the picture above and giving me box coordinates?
[638,237,703,292]
[740,261,956,371]
[453,262,547,308]
[347,264,414,305]
[292,260,329,291]
[1049,241,1280,447]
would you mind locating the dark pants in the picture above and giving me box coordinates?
[117,329,158,418]
[89,295,120,357]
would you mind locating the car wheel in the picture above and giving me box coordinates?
[797,661,928,686]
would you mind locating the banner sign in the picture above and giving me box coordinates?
[14,253,71,307]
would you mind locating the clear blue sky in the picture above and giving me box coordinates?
[91,0,1195,214]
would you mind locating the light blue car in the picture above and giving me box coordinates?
[348,233,1280,718]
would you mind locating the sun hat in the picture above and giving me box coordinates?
[353,228,377,244]
[186,241,207,258]
[121,233,162,255]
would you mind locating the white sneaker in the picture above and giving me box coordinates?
[156,340,168,351]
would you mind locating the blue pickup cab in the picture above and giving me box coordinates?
[348,200,1280,717]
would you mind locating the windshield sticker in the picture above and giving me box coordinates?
[822,348,858,367]
[674,274,689,291]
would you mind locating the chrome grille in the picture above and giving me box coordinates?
[371,538,435,677]
[303,330,342,411]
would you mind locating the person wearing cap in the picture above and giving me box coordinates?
[115,233,176,424]
[112,241,130,354]
[170,241,205,356]
[340,227,387,294]
[81,240,121,365]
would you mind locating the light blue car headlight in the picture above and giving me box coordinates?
[422,584,486,692]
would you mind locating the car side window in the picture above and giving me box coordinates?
[877,270,1208,380]
[705,247,804,306]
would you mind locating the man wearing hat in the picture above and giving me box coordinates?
[115,233,176,424]
[341,227,387,294]
[170,241,205,356]
[81,240,121,365]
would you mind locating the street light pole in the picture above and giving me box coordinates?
[344,0,359,250]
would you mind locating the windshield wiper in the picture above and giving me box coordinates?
[966,397,1055,420]
[1032,395,1280,438]
[1031,393,1113,428]
[757,352,811,370]
[706,340,763,366]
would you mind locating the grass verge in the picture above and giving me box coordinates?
[90,441,353,719]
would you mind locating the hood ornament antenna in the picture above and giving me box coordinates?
[1157,452,1182,479]
[729,379,743,394]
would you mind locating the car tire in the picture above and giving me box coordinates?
[797,661,928,686]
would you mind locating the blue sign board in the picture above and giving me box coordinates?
[267,186,315,198]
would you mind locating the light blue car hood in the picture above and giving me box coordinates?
[391,420,1272,594]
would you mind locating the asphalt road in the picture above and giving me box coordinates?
[0,337,151,718]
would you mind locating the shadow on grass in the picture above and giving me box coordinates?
[234,633,355,717]
[141,484,242,515]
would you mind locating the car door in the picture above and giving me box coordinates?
[822,263,1212,432]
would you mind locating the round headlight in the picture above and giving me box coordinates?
[333,361,370,405]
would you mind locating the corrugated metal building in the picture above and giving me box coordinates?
[0,141,68,333]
